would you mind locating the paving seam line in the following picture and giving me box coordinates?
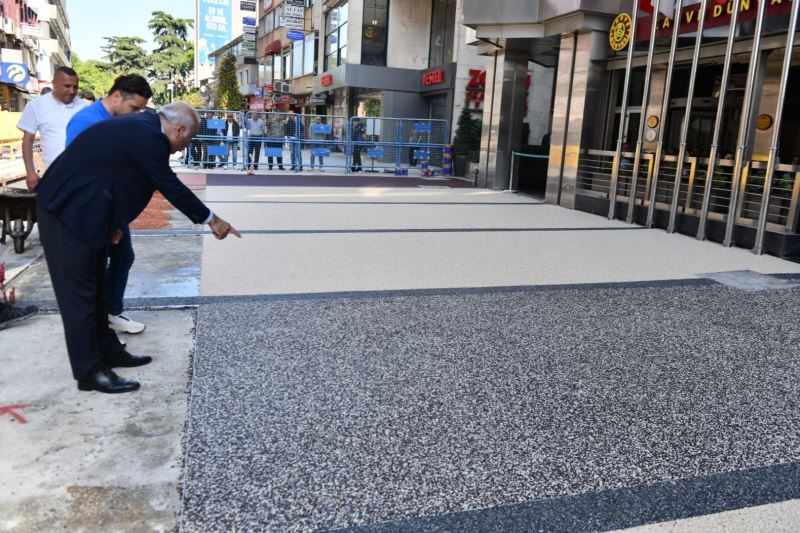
[26,275,795,311]
[130,227,645,237]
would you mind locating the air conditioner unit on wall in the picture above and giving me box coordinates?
[279,82,292,93]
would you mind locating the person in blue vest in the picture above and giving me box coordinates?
[66,74,153,336]
[37,103,240,393]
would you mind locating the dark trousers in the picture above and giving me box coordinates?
[106,225,134,316]
[351,147,362,171]
[38,207,126,380]
[247,140,261,169]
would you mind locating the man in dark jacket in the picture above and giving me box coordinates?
[36,103,240,394]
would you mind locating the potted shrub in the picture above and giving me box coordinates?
[452,107,481,177]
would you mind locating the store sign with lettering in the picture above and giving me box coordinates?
[321,74,333,87]
[466,69,486,109]
[240,1,256,11]
[636,0,794,41]
[422,69,445,86]
[279,16,305,30]
[285,0,305,17]
[465,69,531,111]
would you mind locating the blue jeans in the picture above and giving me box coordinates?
[106,226,134,316]
[291,140,302,170]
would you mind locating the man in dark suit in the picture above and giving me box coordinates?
[36,103,240,394]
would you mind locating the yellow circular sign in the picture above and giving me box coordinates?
[609,13,633,52]
[647,115,659,128]
[756,114,773,131]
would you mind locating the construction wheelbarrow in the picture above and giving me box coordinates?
[0,189,37,254]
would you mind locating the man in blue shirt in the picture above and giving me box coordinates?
[66,74,153,335]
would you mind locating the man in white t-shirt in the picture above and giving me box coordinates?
[17,66,87,190]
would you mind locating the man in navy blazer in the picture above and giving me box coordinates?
[37,102,240,394]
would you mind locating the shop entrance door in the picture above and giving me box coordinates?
[609,108,641,149]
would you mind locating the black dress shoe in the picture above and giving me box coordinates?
[103,349,152,368]
[77,368,140,393]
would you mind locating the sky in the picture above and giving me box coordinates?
[66,0,195,61]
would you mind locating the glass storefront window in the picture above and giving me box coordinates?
[273,54,282,81]
[362,0,388,66]
[429,0,456,67]
[325,1,348,71]
[304,33,315,75]
[292,41,303,78]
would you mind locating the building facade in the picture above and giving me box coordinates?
[251,0,502,142]
[0,0,72,110]
[462,0,800,256]
[311,0,488,139]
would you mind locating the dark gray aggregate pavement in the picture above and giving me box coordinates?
[182,283,800,531]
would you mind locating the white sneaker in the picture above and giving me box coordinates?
[108,313,146,334]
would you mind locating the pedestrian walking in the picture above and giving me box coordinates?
[17,66,87,190]
[36,103,240,394]
[246,112,265,175]
[65,74,154,335]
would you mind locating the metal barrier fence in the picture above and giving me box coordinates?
[187,109,245,170]
[575,149,800,238]
[189,110,451,175]
[241,111,350,172]
[347,117,449,174]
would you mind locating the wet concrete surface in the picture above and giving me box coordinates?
[9,234,201,303]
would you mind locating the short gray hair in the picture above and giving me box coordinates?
[157,102,200,132]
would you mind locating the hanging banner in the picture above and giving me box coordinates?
[198,0,232,65]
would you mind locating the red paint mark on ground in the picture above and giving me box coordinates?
[0,404,29,423]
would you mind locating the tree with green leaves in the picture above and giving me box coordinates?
[102,36,148,75]
[71,53,114,97]
[148,11,194,105]
[180,89,205,108]
[214,53,245,110]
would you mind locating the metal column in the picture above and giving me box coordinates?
[753,0,800,255]
[723,0,767,247]
[627,0,662,224]
[667,0,708,233]
[697,0,742,241]
[608,1,641,221]
[646,0,685,229]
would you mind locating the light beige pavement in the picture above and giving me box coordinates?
[612,499,800,533]
[200,186,800,297]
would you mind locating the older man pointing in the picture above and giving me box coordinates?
[36,103,240,394]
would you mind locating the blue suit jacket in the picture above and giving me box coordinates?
[37,112,211,251]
